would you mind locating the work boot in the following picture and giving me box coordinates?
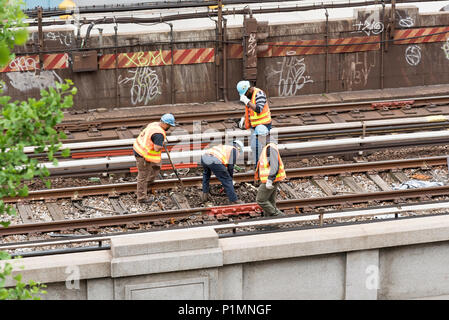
[230,199,244,205]
[201,193,210,202]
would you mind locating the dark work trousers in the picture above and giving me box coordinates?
[201,154,238,202]
[256,182,283,217]
[135,156,161,201]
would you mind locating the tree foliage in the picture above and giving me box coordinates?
[0,0,77,300]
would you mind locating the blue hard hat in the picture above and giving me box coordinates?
[161,113,176,126]
[236,80,250,95]
[254,124,269,136]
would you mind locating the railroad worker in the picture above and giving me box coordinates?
[133,113,176,204]
[254,135,286,217]
[201,140,245,205]
[236,80,272,168]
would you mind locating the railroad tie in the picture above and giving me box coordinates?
[313,179,336,197]
[341,176,365,194]
[46,202,65,221]
[16,204,35,223]
[368,174,392,191]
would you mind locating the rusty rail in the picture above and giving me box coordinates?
[3,155,447,203]
[2,183,449,236]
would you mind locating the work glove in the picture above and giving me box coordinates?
[266,179,274,189]
[240,94,250,106]
[238,116,245,129]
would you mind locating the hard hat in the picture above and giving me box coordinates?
[161,113,176,126]
[254,124,269,136]
[236,80,250,96]
[233,140,244,152]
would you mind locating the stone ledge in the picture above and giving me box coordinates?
[220,215,449,265]
[0,250,111,287]
[111,247,223,278]
[111,227,219,258]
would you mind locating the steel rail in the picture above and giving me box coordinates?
[2,184,449,236]
[4,200,449,252]
[3,155,447,203]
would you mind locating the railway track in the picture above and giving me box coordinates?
[55,95,449,144]
[2,155,449,238]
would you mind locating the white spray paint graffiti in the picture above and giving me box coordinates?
[352,12,384,36]
[441,38,449,60]
[3,56,63,92]
[7,70,62,92]
[9,55,38,72]
[396,11,420,67]
[45,31,74,47]
[118,66,161,105]
[405,45,421,66]
[247,33,257,56]
[266,56,313,97]
[341,52,376,91]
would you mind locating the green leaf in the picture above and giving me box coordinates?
[13,29,28,46]
[0,43,11,67]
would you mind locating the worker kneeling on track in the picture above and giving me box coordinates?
[133,113,176,204]
[254,135,287,217]
[201,140,244,205]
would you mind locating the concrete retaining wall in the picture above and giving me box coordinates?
[3,6,449,110]
[4,214,449,299]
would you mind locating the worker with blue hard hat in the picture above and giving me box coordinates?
[200,140,245,205]
[133,113,176,204]
[252,124,270,169]
[236,80,272,168]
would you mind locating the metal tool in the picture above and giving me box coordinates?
[163,141,185,191]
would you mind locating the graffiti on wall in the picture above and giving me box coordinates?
[1,55,62,92]
[266,56,313,97]
[352,12,384,36]
[405,45,421,66]
[442,38,449,59]
[45,31,74,47]
[118,66,161,105]
[341,51,376,91]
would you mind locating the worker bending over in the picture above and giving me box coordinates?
[133,114,176,204]
[254,135,287,217]
[236,80,272,168]
[201,140,244,204]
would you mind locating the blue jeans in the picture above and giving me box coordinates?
[251,123,272,168]
[201,154,238,202]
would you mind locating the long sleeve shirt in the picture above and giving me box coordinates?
[266,146,280,182]
[254,89,267,114]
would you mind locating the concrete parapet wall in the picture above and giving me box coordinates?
[4,214,449,299]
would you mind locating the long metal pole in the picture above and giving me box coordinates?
[163,141,185,190]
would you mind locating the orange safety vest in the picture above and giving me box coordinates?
[255,143,286,183]
[244,88,271,129]
[133,122,167,163]
[205,145,237,166]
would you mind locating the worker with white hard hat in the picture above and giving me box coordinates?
[133,113,176,204]
[201,140,244,204]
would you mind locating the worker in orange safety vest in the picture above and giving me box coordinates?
[133,114,176,204]
[236,80,272,168]
[254,134,287,217]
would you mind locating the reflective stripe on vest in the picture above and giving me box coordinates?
[133,122,167,163]
[244,88,271,129]
[205,145,236,166]
[255,143,286,183]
